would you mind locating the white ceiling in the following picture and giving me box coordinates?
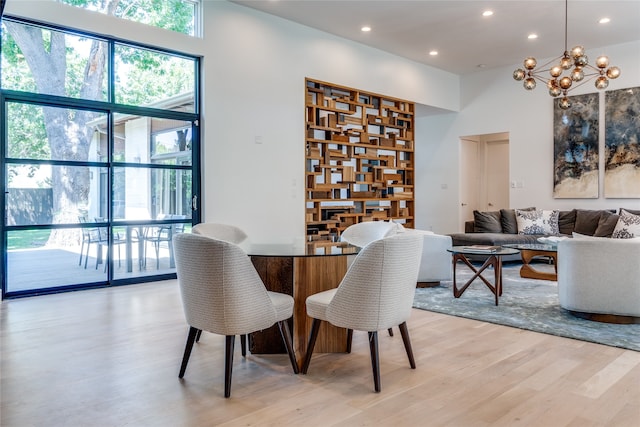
[231,1,640,76]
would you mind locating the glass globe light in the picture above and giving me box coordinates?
[570,46,584,59]
[549,86,562,97]
[559,76,573,90]
[595,56,609,68]
[524,57,537,70]
[559,97,572,110]
[571,67,584,82]
[560,55,573,70]
[606,66,621,79]
[574,55,588,67]
[523,77,536,90]
[595,76,609,89]
[513,69,526,81]
[547,78,558,89]
[550,65,563,77]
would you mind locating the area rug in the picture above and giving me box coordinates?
[413,263,640,351]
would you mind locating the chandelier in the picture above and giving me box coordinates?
[513,0,620,109]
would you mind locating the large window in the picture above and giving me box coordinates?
[57,0,200,36]
[1,17,201,298]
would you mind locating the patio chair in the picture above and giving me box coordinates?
[94,217,127,272]
[143,214,186,269]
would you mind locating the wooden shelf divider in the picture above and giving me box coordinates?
[305,78,415,241]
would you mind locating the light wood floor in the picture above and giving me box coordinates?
[1,281,639,427]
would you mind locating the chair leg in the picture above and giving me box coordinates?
[195,329,202,343]
[98,245,108,271]
[398,322,416,369]
[224,335,235,398]
[277,320,299,374]
[388,328,394,337]
[84,242,91,269]
[301,318,322,374]
[103,246,109,272]
[240,334,247,357]
[346,329,353,353]
[79,240,85,266]
[155,242,160,269]
[368,331,381,392]
[178,326,198,378]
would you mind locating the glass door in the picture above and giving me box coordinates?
[1,18,200,298]
[2,101,199,297]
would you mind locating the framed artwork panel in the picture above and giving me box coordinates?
[553,93,599,198]
[604,86,640,198]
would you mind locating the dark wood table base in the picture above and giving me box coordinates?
[452,253,503,306]
[519,249,557,281]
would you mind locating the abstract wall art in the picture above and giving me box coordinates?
[604,86,640,198]
[553,93,599,198]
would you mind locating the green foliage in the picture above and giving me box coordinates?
[7,229,52,250]
[58,0,195,35]
[6,103,49,160]
[1,24,38,92]
[116,47,194,106]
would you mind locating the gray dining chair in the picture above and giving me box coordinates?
[192,222,248,244]
[173,233,298,398]
[301,233,423,392]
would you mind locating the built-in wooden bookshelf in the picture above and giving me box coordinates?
[305,78,415,242]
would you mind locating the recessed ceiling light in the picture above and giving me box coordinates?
[482,10,493,17]
[599,17,610,24]
[361,26,371,32]
[429,50,438,56]
[528,33,538,40]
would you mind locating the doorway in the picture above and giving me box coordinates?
[459,132,510,230]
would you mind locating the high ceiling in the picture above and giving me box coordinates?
[231,1,640,75]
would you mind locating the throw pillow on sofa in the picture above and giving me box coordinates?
[516,209,560,235]
[473,210,502,233]
[558,209,577,235]
[620,208,640,215]
[611,209,640,238]
[500,207,535,234]
[574,209,610,236]
[594,211,620,237]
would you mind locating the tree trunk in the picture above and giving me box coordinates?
[6,22,107,246]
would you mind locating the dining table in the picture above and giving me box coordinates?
[241,240,360,368]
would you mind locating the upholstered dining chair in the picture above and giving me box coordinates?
[340,220,402,337]
[190,223,249,347]
[301,233,423,392]
[173,233,299,398]
[192,222,248,244]
[339,220,400,248]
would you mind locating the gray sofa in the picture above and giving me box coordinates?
[447,208,635,251]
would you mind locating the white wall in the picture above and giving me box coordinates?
[418,40,640,233]
[5,0,459,243]
[198,1,460,243]
[6,0,640,240]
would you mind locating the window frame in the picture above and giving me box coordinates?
[0,15,202,298]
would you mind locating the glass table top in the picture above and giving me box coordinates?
[502,243,558,252]
[448,245,521,256]
[241,241,360,257]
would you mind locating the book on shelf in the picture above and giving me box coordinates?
[463,245,500,253]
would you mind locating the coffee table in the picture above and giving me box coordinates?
[503,243,558,281]
[447,246,520,306]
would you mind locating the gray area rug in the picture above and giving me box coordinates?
[413,262,640,351]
